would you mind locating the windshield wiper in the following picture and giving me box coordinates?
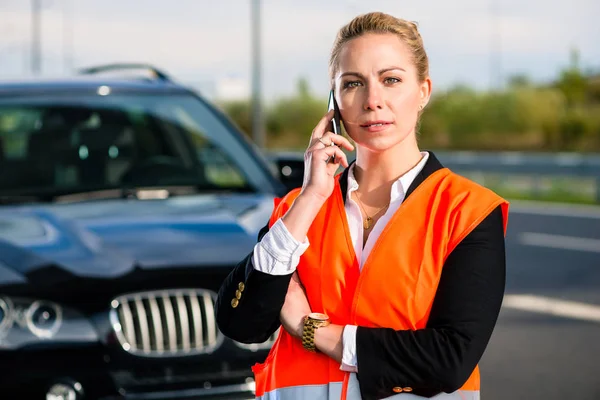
[0,195,45,205]
[0,183,257,205]
[54,188,129,203]
[0,187,129,205]
[54,184,255,202]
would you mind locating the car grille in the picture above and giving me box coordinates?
[109,289,222,357]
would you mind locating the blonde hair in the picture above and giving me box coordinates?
[329,12,429,85]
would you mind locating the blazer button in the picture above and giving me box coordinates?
[235,290,242,299]
[392,387,403,393]
[238,282,245,291]
[231,298,239,308]
[403,387,413,392]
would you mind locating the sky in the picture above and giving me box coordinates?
[1,0,599,102]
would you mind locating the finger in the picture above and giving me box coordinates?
[319,132,354,152]
[328,147,349,169]
[314,146,349,168]
[308,132,353,155]
[309,109,335,142]
[308,133,335,152]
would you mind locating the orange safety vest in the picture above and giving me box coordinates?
[252,168,509,399]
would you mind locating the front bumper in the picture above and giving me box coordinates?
[0,340,268,400]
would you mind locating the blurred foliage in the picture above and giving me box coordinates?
[217,51,600,152]
[219,78,327,150]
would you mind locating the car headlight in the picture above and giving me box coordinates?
[0,297,12,334]
[0,296,97,349]
[26,299,63,338]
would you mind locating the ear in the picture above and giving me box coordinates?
[419,77,432,108]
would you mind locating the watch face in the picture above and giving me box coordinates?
[308,312,329,321]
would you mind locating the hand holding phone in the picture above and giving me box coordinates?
[300,95,354,203]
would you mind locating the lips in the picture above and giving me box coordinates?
[360,120,393,128]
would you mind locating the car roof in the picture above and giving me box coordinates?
[0,76,192,95]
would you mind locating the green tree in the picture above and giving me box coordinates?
[218,57,600,152]
[265,77,327,149]
[218,100,252,138]
[508,74,532,88]
[557,48,588,106]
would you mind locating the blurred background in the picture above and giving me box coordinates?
[1,1,599,399]
[6,0,599,202]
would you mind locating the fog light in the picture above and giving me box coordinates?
[46,380,83,400]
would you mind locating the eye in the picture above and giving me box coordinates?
[384,77,401,84]
[342,81,362,89]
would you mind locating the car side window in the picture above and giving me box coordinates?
[0,109,40,160]
[165,106,246,187]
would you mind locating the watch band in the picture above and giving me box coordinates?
[302,313,330,352]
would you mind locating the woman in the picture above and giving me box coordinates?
[216,11,508,400]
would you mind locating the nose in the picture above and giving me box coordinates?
[363,84,383,111]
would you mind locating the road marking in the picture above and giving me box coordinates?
[519,232,600,253]
[510,201,600,219]
[503,295,600,323]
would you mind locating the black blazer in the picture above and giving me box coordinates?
[215,152,506,400]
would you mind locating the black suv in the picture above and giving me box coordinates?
[0,64,290,400]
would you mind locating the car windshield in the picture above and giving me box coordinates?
[0,91,271,201]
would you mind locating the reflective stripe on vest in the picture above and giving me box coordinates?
[253,168,509,399]
[257,380,479,400]
[257,382,343,400]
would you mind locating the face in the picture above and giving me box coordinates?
[334,33,431,153]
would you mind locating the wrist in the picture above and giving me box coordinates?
[298,189,329,205]
[281,193,325,242]
[294,318,305,339]
[314,323,344,363]
[295,191,327,212]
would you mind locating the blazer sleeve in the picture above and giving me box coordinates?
[215,222,293,344]
[355,205,506,399]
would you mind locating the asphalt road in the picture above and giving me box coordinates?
[480,201,600,400]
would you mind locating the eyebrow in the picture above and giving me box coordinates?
[340,67,406,79]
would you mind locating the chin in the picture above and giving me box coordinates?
[353,133,411,154]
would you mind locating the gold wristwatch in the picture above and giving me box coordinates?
[302,312,330,352]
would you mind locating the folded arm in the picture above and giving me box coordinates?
[215,219,307,343]
[314,205,506,399]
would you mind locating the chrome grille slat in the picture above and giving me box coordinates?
[188,291,203,350]
[162,293,177,352]
[120,301,137,350]
[148,295,164,353]
[175,292,190,352]
[134,296,151,353]
[202,292,216,344]
[109,289,223,357]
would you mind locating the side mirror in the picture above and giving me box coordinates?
[267,151,305,192]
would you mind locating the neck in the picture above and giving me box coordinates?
[353,134,423,194]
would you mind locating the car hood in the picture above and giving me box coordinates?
[0,194,276,288]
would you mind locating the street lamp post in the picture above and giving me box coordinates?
[489,0,502,90]
[251,0,265,148]
[31,0,41,75]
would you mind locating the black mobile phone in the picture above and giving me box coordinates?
[328,89,342,135]
[326,90,341,163]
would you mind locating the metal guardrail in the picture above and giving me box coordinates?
[434,151,600,176]
[433,151,600,202]
[268,150,600,203]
